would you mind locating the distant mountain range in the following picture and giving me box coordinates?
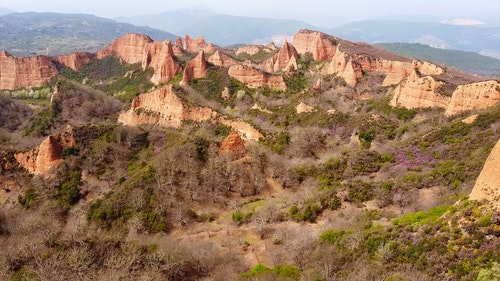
[117,10,315,46]
[1,10,499,76]
[0,12,177,56]
[331,20,500,55]
[117,9,500,59]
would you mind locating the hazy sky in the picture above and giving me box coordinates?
[2,0,499,27]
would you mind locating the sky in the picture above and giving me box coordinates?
[1,0,499,27]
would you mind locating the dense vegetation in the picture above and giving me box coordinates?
[0,50,499,281]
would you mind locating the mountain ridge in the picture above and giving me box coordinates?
[0,12,177,56]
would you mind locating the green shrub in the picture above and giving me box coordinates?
[320,229,348,245]
[18,188,38,209]
[56,171,81,208]
[477,215,492,227]
[393,206,450,226]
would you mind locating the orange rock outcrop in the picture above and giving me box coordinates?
[390,70,449,109]
[98,33,182,85]
[322,46,363,87]
[184,35,207,53]
[54,52,95,71]
[262,41,299,73]
[220,130,246,160]
[293,30,338,61]
[118,85,217,128]
[228,64,287,90]
[14,126,76,175]
[0,51,58,90]
[181,51,208,85]
[208,50,239,68]
[470,139,500,209]
[445,80,500,116]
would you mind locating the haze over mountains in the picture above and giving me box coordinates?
[1,6,499,76]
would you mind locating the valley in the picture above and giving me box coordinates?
[0,28,499,281]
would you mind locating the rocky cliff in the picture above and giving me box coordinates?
[145,41,182,85]
[183,35,208,54]
[98,33,182,85]
[208,50,239,68]
[470,139,500,209]
[14,126,76,175]
[181,51,208,85]
[228,64,287,90]
[263,41,299,73]
[322,46,363,87]
[54,52,96,71]
[445,80,500,116]
[390,70,450,109]
[293,30,338,61]
[118,85,217,128]
[0,51,58,90]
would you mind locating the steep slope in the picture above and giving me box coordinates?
[118,85,216,128]
[470,139,500,208]
[0,50,58,90]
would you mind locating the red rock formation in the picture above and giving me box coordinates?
[173,37,185,56]
[145,41,182,85]
[118,85,217,128]
[220,130,246,160]
[14,126,76,175]
[262,41,299,73]
[97,33,153,63]
[322,46,363,87]
[54,52,95,71]
[445,80,500,116]
[228,64,287,90]
[470,139,500,209]
[184,35,207,53]
[181,51,208,85]
[0,51,58,90]
[208,50,239,68]
[390,70,450,109]
[203,43,218,54]
[293,30,338,61]
[98,34,181,85]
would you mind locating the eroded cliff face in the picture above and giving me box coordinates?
[54,52,96,71]
[470,139,500,209]
[445,80,500,116]
[208,50,239,68]
[181,51,208,85]
[228,64,287,90]
[0,51,58,90]
[293,30,338,61]
[263,41,299,73]
[98,34,182,85]
[390,70,450,109]
[14,126,76,175]
[145,41,182,85]
[322,46,363,87]
[118,85,217,128]
[183,35,208,54]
